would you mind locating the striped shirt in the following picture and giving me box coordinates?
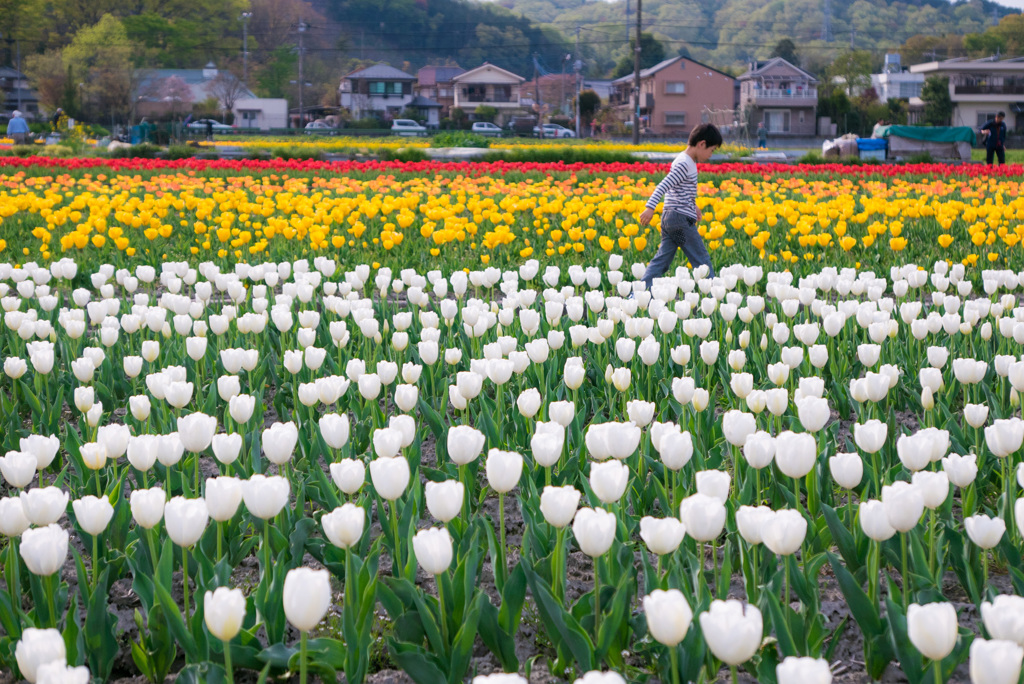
[644,150,698,220]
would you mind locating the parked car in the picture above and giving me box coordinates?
[186,119,233,132]
[506,117,538,137]
[304,120,338,135]
[533,123,575,138]
[391,119,427,136]
[471,122,503,137]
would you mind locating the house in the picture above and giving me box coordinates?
[583,79,613,102]
[339,63,417,121]
[738,57,818,136]
[910,56,1024,129]
[871,53,924,102]
[415,65,465,116]
[407,95,442,128]
[0,67,40,120]
[609,56,735,136]
[451,63,526,123]
[233,98,288,130]
[135,63,262,120]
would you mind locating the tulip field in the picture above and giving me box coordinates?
[4,157,1024,684]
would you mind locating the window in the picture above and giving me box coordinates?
[389,82,403,95]
[665,82,687,95]
[978,112,999,128]
[369,82,386,95]
[665,112,687,126]
[764,109,790,133]
[899,82,922,99]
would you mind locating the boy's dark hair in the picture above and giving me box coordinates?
[688,123,723,148]
[998,111,1006,118]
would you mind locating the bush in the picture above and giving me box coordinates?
[39,145,73,158]
[349,117,384,130]
[107,143,161,159]
[905,151,935,164]
[482,147,640,164]
[430,131,491,148]
[246,149,272,161]
[271,147,324,161]
[9,145,38,157]
[168,145,197,160]
[380,147,429,162]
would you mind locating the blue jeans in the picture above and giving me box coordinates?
[641,210,713,290]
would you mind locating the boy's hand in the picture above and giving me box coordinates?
[638,208,655,226]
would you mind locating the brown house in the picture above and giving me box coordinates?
[609,56,735,136]
[738,57,818,137]
[415,65,465,117]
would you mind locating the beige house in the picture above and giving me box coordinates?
[609,56,735,136]
[738,57,818,137]
[910,57,1024,130]
[452,63,526,123]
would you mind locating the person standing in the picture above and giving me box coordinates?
[757,121,767,148]
[7,110,30,145]
[638,123,722,290]
[981,111,1007,165]
[206,119,214,142]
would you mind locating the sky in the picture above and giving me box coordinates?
[990,0,1024,9]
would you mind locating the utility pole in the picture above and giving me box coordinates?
[625,0,630,48]
[241,12,252,87]
[298,19,307,129]
[533,53,543,138]
[632,0,641,145]
[849,28,855,51]
[574,26,582,138]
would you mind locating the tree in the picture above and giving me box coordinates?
[23,50,66,113]
[963,31,1006,58]
[921,76,952,126]
[577,89,600,123]
[827,50,874,98]
[770,39,800,67]
[611,33,665,79]
[141,75,193,118]
[208,70,248,115]
[62,15,139,123]
[474,105,497,122]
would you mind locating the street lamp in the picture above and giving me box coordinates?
[240,12,252,86]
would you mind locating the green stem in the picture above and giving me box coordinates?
[933,657,942,684]
[750,542,759,603]
[783,556,790,608]
[712,537,719,597]
[391,500,402,574]
[593,555,602,645]
[669,647,681,684]
[182,547,190,618]
[148,527,159,571]
[223,637,234,684]
[47,572,57,628]
[217,520,223,563]
[436,574,449,647]
[901,531,910,611]
[92,534,99,592]
[94,469,102,497]
[263,520,271,577]
[731,664,739,684]
[498,492,507,585]
[928,509,937,580]
[300,630,308,684]
[551,527,564,603]
[698,541,706,600]
[983,549,989,593]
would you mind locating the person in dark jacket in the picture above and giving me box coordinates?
[981,111,1007,165]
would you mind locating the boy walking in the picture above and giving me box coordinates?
[639,123,722,290]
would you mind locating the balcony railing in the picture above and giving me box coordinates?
[954,84,1024,95]
[751,88,818,100]
[465,94,514,103]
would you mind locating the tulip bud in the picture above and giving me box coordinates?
[700,599,763,666]
[19,487,68,527]
[369,456,410,501]
[164,497,208,548]
[639,516,686,556]
[907,602,958,661]
[695,469,730,502]
[642,589,693,647]
[761,509,807,556]
[15,628,66,683]
[679,493,726,542]
[969,638,1024,684]
[322,503,365,549]
[573,507,616,557]
[413,526,453,575]
[776,656,833,684]
[540,485,581,528]
[283,567,331,632]
[829,453,863,490]
[736,505,773,545]
[486,449,524,493]
[589,460,629,504]
[241,475,290,520]
[19,524,69,576]
[882,481,924,532]
[447,425,485,465]
[965,514,1005,550]
[204,586,246,643]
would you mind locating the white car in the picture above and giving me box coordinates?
[304,120,337,135]
[187,119,233,132]
[471,122,503,137]
[391,119,427,136]
[533,123,575,138]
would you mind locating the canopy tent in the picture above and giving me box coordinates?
[876,125,976,162]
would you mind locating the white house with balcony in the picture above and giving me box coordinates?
[738,57,818,136]
[910,56,1024,130]
[451,63,526,123]
[871,53,924,102]
[339,63,417,121]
